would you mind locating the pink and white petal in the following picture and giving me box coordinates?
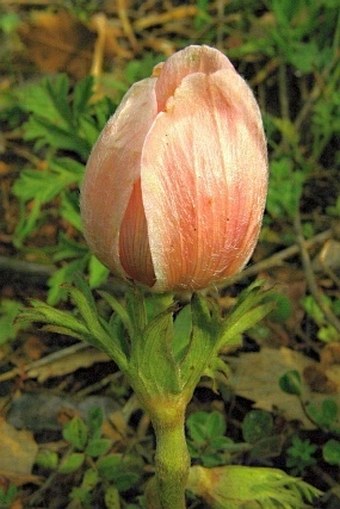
[155,45,234,112]
[141,70,267,292]
[80,77,158,276]
[119,179,155,286]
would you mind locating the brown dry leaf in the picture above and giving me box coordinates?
[0,417,38,478]
[22,335,47,361]
[227,347,340,429]
[27,347,110,382]
[313,239,340,274]
[18,10,94,78]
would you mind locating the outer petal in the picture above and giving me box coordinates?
[141,69,267,292]
[154,45,234,112]
[80,77,158,276]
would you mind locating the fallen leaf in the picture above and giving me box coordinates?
[26,347,110,382]
[7,393,118,432]
[18,10,94,78]
[313,239,340,274]
[227,347,340,429]
[0,417,38,478]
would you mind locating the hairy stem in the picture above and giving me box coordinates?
[152,406,190,509]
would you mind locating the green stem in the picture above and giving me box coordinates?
[151,402,190,509]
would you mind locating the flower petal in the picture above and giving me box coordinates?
[80,77,158,276]
[141,69,267,292]
[119,179,155,286]
[154,45,234,112]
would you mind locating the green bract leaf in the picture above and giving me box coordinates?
[0,299,23,345]
[219,283,275,349]
[47,257,88,306]
[187,465,322,509]
[17,299,90,339]
[88,255,110,288]
[179,293,220,392]
[131,307,181,395]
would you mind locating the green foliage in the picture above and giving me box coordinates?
[302,295,340,342]
[266,158,305,220]
[0,298,23,345]
[11,74,115,303]
[63,416,88,450]
[266,293,293,323]
[35,449,59,470]
[96,455,141,490]
[188,464,322,509]
[0,484,17,509]
[242,410,273,444]
[279,370,302,396]
[64,0,101,22]
[194,0,212,30]
[286,436,317,475]
[186,411,234,467]
[35,407,141,508]
[0,12,20,34]
[18,74,105,157]
[242,410,283,462]
[59,452,85,474]
[306,399,340,433]
[322,439,340,466]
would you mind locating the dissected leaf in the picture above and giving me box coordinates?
[187,464,321,508]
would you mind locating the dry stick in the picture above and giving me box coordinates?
[0,342,90,382]
[133,5,197,31]
[0,230,332,285]
[90,13,107,83]
[216,0,225,50]
[294,214,340,334]
[0,255,54,278]
[223,228,332,287]
[117,0,139,51]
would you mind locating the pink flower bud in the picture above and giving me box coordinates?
[80,45,268,292]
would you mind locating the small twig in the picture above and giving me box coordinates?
[0,342,90,382]
[0,255,54,278]
[0,230,332,287]
[90,13,107,83]
[216,0,225,50]
[117,0,138,51]
[223,228,332,287]
[278,62,290,121]
[294,213,340,334]
[133,5,197,31]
